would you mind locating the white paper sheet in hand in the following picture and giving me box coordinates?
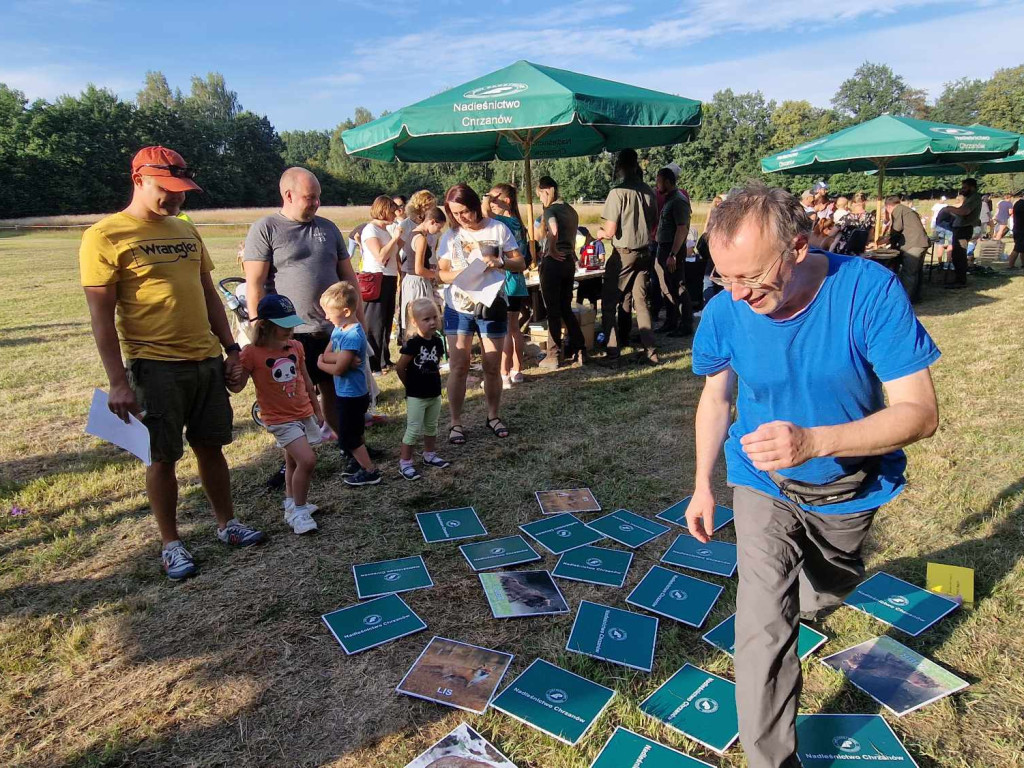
[452,257,504,307]
[85,388,152,465]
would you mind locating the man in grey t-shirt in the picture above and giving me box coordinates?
[599,149,659,365]
[243,167,362,436]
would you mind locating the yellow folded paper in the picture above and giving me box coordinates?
[926,562,974,606]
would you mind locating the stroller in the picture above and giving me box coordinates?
[217,277,265,428]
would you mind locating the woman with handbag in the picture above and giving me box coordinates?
[437,183,526,444]
[360,196,404,373]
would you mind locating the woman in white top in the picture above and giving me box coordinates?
[361,195,404,373]
[436,183,526,444]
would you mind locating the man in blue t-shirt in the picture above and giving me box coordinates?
[687,185,940,768]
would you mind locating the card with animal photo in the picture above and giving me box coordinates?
[479,570,570,618]
[821,635,969,716]
[403,722,518,768]
[535,488,602,515]
[397,636,513,714]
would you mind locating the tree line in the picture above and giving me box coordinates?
[2,63,1023,219]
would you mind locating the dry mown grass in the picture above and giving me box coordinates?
[0,231,1022,767]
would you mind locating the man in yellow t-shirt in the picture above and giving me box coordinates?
[80,145,265,581]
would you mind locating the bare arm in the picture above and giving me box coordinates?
[83,285,138,422]
[686,367,736,543]
[395,353,412,386]
[412,235,437,280]
[740,368,938,470]
[599,219,618,241]
[501,249,526,273]
[243,259,270,322]
[437,257,464,285]
[363,234,403,267]
[336,257,366,325]
[317,348,359,376]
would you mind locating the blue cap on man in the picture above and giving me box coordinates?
[256,294,304,328]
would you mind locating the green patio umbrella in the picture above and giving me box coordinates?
[867,125,1024,177]
[761,116,1020,238]
[342,60,702,257]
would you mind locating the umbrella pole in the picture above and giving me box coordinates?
[875,161,887,243]
[524,149,537,266]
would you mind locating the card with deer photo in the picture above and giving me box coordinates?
[397,636,514,714]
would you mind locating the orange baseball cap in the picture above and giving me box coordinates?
[131,146,203,193]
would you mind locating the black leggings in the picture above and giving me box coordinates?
[364,274,398,371]
[540,256,585,354]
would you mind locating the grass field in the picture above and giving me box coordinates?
[0,202,704,234]
[1,229,1022,768]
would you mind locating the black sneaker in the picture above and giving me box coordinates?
[266,462,286,489]
[341,457,361,477]
[345,468,382,486]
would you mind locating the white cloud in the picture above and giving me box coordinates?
[638,4,1024,107]
[0,65,131,101]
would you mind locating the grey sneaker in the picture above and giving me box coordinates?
[399,463,422,481]
[216,519,266,547]
[162,542,198,581]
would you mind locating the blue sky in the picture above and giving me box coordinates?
[2,0,1023,131]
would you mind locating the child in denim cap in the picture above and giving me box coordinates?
[317,282,381,486]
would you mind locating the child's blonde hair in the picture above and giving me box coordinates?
[405,297,441,336]
[320,281,360,313]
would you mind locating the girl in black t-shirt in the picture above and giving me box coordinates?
[395,298,450,480]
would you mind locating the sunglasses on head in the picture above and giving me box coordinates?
[138,163,196,179]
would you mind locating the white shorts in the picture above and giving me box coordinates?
[266,415,322,449]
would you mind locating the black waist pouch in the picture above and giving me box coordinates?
[769,458,880,507]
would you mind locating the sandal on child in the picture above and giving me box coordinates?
[448,424,466,445]
[486,417,510,439]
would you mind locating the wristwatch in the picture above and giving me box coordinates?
[224,342,242,354]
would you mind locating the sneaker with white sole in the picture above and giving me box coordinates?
[285,505,318,534]
[422,454,451,469]
[344,467,382,486]
[162,542,198,581]
[341,457,361,477]
[285,499,318,516]
[216,519,266,547]
[399,464,422,481]
[510,371,524,384]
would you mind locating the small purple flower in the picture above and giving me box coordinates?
[9,506,26,517]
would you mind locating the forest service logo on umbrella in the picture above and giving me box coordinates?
[931,127,975,136]
[464,83,529,99]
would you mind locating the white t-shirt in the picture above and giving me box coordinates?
[931,201,946,227]
[833,208,849,224]
[360,222,399,276]
[437,218,517,313]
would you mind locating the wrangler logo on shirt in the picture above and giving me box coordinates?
[129,237,202,267]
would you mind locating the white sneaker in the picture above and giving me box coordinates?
[285,505,318,534]
[284,497,294,514]
[510,371,524,384]
[501,375,512,390]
